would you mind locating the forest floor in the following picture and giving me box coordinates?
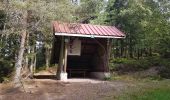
[0,69,170,100]
[0,79,132,100]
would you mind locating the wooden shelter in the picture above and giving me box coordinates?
[51,21,125,81]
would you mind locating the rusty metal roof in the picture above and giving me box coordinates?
[53,21,125,38]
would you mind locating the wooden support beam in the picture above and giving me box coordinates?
[64,38,69,73]
[106,38,112,72]
[57,36,64,78]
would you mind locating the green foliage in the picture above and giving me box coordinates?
[111,58,131,64]
[35,65,46,72]
[0,10,5,30]
[0,60,13,83]
[0,0,170,83]
[74,0,105,23]
[90,12,108,25]
[145,57,170,78]
[91,0,170,58]
[104,76,111,81]
[36,47,46,69]
[110,58,152,73]
[0,0,77,82]
[110,57,170,78]
[158,59,170,78]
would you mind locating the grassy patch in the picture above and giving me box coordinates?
[118,88,170,100]
[116,80,170,100]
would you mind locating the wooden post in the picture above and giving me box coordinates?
[57,36,64,78]
[64,37,69,73]
[107,39,112,72]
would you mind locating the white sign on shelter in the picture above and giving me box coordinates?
[68,38,81,56]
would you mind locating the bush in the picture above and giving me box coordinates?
[158,59,170,78]
[146,57,170,78]
[146,56,161,66]
[110,58,152,74]
[110,57,170,78]
[110,58,130,64]
[0,60,13,83]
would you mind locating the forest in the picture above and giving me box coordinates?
[0,0,170,84]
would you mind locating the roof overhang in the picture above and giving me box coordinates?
[54,32,125,39]
[53,21,126,39]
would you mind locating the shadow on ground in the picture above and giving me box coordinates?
[33,75,57,79]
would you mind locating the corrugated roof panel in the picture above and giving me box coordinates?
[81,24,91,35]
[86,24,97,35]
[96,25,108,36]
[54,22,61,33]
[102,26,114,36]
[53,21,125,38]
[91,25,101,35]
[113,26,124,36]
[88,24,100,35]
[100,26,111,36]
[92,25,103,35]
[64,23,70,33]
[59,23,66,33]
[77,25,85,34]
[108,26,121,36]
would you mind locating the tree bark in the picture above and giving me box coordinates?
[14,10,27,87]
[129,37,133,58]
[24,33,30,72]
[14,30,27,87]
[137,48,140,59]
[45,48,50,70]
[30,46,35,76]
[33,52,37,73]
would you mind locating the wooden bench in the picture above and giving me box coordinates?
[68,69,88,78]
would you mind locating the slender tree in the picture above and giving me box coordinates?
[3,0,74,86]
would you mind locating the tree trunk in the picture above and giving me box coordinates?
[115,40,119,58]
[149,47,152,56]
[33,52,37,73]
[137,48,140,59]
[14,10,27,87]
[14,30,27,87]
[129,38,133,58]
[25,56,29,70]
[30,46,35,76]
[45,47,50,70]
[24,33,30,72]
[120,40,124,57]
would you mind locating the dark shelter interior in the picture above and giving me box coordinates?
[51,36,109,78]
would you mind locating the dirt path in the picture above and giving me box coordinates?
[0,79,131,100]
